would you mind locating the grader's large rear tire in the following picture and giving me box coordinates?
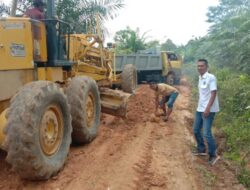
[4,81,72,180]
[121,64,137,93]
[66,76,101,144]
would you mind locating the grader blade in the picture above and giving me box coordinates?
[100,88,131,118]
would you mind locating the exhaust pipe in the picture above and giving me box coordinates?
[10,0,17,16]
[46,0,56,19]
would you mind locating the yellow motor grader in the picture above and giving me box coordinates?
[0,0,137,180]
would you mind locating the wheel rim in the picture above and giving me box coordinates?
[86,92,95,128]
[40,105,63,156]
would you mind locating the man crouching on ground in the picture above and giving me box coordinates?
[150,83,179,121]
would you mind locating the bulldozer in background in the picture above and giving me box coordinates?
[0,0,137,180]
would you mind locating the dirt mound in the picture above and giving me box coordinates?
[126,85,156,123]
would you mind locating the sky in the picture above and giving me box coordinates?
[105,0,219,45]
[2,0,219,45]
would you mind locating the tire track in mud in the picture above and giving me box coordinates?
[130,84,203,190]
[131,124,155,189]
[131,122,167,190]
[88,121,158,190]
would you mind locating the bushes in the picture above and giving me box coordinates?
[238,168,250,188]
[215,70,250,187]
[215,70,250,156]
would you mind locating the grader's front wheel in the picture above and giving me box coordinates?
[4,81,72,180]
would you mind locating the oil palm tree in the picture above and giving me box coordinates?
[1,0,124,37]
[0,2,10,16]
[114,26,150,54]
[57,0,124,35]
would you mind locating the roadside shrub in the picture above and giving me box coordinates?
[214,70,250,188]
[238,167,250,188]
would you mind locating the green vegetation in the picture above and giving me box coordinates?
[182,1,250,187]
[196,165,217,189]
[0,0,124,34]
[183,0,250,74]
[0,2,9,16]
[113,26,151,54]
[216,71,250,188]
[113,27,180,54]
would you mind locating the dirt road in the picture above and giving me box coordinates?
[0,79,245,190]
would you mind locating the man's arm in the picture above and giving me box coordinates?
[204,90,216,117]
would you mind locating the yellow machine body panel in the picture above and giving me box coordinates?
[0,17,51,101]
[0,17,47,71]
[0,17,34,70]
[0,70,35,102]
[169,59,182,69]
[161,51,182,76]
[67,34,118,83]
[68,34,103,62]
[38,67,63,82]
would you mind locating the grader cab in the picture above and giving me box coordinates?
[0,0,137,180]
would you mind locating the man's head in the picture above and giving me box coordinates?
[197,59,208,76]
[149,83,158,90]
[33,0,45,12]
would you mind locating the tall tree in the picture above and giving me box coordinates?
[176,0,250,65]
[207,0,250,24]
[195,0,250,73]
[0,0,124,36]
[57,0,124,34]
[0,2,10,16]
[114,26,149,54]
[161,39,177,52]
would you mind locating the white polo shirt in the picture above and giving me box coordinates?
[197,72,219,112]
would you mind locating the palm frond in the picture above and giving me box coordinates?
[0,3,11,16]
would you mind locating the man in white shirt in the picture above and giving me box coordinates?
[193,59,220,165]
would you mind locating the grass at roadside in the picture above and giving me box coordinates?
[196,165,217,190]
